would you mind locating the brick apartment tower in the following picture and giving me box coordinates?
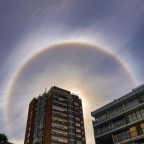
[24,86,86,144]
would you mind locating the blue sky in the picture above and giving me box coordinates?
[0,1,144,143]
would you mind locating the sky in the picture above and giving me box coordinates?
[0,0,144,144]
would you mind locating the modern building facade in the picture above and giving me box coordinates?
[24,86,86,144]
[91,84,144,144]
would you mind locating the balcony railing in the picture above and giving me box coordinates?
[95,119,126,136]
[94,101,144,126]
[114,128,144,144]
[112,119,126,129]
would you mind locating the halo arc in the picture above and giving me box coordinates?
[6,41,137,123]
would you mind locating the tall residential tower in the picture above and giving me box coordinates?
[24,86,86,144]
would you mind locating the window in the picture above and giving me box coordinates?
[140,93,144,102]
[51,129,68,136]
[77,141,82,144]
[127,109,144,123]
[113,129,130,143]
[69,117,74,121]
[111,118,126,129]
[101,125,109,133]
[69,140,75,144]
[59,97,66,101]
[68,100,73,105]
[69,128,75,133]
[76,123,81,127]
[27,138,29,143]
[109,105,123,117]
[124,98,140,110]
[69,121,75,127]
[129,126,137,138]
[53,100,67,107]
[52,110,67,118]
[74,102,79,106]
[27,132,30,138]
[75,112,79,116]
[74,106,79,110]
[51,136,68,143]
[68,111,74,116]
[76,134,81,138]
[75,117,80,121]
[69,133,75,139]
[76,128,81,133]
[52,116,67,124]
[28,127,31,131]
[140,109,144,117]
[129,124,144,138]
[52,105,67,112]
[97,113,107,122]
[140,123,144,133]
[52,123,68,130]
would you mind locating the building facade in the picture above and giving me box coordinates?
[91,84,144,144]
[24,86,86,144]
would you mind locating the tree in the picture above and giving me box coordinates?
[0,133,13,144]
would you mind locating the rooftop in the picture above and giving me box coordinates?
[91,84,144,117]
[50,86,71,94]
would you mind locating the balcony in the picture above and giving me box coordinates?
[93,102,144,127]
[95,119,127,137]
[114,129,144,144]
[111,119,127,129]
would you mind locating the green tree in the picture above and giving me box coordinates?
[0,133,13,144]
